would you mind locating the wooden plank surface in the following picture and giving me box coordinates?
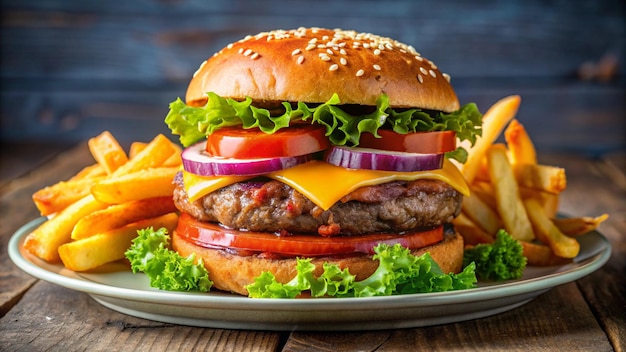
[283,284,612,352]
[1,281,283,352]
[2,0,624,152]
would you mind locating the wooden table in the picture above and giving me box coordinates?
[1,143,624,351]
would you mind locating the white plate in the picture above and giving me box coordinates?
[9,218,611,331]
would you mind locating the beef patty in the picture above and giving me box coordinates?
[173,172,462,236]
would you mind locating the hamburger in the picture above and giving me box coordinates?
[164,27,482,296]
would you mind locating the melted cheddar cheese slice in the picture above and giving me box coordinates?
[183,159,469,210]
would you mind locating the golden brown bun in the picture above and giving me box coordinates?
[186,27,459,112]
[172,230,464,296]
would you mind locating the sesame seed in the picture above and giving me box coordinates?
[417,74,424,83]
[309,38,318,44]
[443,73,451,82]
[317,44,326,49]
[238,48,244,54]
[420,67,428,75]
[250,52,260,60]
[297,56,305,64]
[306,44,316,51]
[340,48,347,55]
[243,49,252,56]
[363,43,370,48]
[428,60,438,69]
[329,64,339,71]
[356,69,365,77]
[193,60,207,77]
[429,69,436,78]
[227,43,234,49]
[291,49,302,56]
[374,49,381,55]
[415,55,424,62]
[340,57,347,65]
[319,54,331,61]
[373,64,381,70]
[327,48,334,55]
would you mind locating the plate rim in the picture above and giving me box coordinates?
[8,217,612,312]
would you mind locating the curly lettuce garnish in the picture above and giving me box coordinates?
[463,229,527,281]
[164,93,482,162]
[246,243,477,298]
[124,227,213,292]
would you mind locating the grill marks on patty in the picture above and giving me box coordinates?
[173,173,462,236]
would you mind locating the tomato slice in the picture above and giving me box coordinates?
[206,125,331,159]
[175,213,443,257]
[358,130,456,154]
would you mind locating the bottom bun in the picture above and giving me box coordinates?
[172,230,464,296]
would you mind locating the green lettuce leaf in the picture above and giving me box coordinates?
[246,243,477,298]
[463,229,527,281]
[164,92,482,162]
[124,227,213,292]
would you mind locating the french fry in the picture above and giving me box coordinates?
[524,197,580,258]
[59,213,179,271]
[486,144,535,241]
[130,141,180,167]
[462,189,502,235]
[23,195,109,262]
[111,134,177,177]
[69,163,106,181]
[467,181,496,208]
[461,95,521,184]
[513,163,567,194]
[164,143,182,167]
[504,119,537,165]
[91,167,179,204]
[32,177,106,216]
[129,141,147,159]
[71,196,177,240]
[452,213,495,246]
[518,187,560,218]
[519,241,571,266]
[88,131,129,175]
[552,214,609,237]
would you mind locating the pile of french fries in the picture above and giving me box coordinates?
[454,95,608,265]
[24,131,182,271]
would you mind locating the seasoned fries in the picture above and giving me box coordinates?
[552,215,609,237]
[91,167,179,204]
[504,119,537,165]
[88,131,129,174]
[24,195,108,262]
[59,213,179,272]
[513,164,566,194]
[24,131,183,268]
[456,95,608,266]
[461,95,521,184]
[524,198,580,258]
[71,196,177,240]
[487,144,534,242]
[32,177,106,216]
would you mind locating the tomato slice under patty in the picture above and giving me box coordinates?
[358,130,457,154]
[206,125,331,159]
[175,213,443,257]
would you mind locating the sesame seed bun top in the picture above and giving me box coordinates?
[186,27,460,112]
